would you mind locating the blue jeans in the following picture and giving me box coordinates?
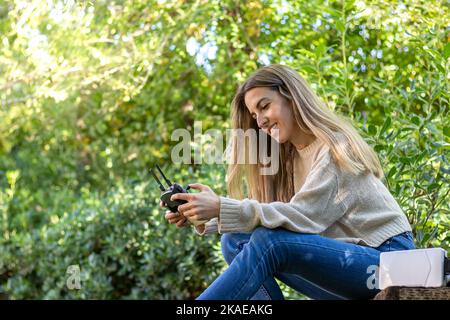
[197,227,415,300]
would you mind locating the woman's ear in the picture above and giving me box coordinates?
[278,85,293,101]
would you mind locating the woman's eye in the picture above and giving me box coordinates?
[262,104,270,110]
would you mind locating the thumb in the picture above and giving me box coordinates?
[188,183,210,192]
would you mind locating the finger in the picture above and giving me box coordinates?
[168,217,178,224]
[171,193,192,202]
[188,183,210,192]
[182,209,197,219]
[167,212,184,223]
[165,211,181,220]
[176,217,188,228]
[177,202,192,214]
[169,216,184,224]
[160,200,167,207]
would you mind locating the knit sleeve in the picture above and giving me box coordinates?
[217,155,347,234]
[194,217,219,236]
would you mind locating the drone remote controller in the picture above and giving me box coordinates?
[151,165,208,227]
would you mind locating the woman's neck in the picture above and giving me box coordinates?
[289,131,317,150]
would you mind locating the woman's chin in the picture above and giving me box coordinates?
[270,130,282,143]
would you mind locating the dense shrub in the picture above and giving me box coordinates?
[0,0,448,299]
[1,168,226,299]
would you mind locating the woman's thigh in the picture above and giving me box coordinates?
[245,227,383,299]
[221,229,381,299]
[221,232,343,299]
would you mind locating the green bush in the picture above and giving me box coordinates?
[1,0,449,299]
[1,169,225,299]
[362,108,450,250]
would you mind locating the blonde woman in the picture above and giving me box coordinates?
[162,64,414,300]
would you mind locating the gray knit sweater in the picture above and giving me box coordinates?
[195,138,412,247]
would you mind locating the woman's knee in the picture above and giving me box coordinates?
[220,232,251,265]
[250,227,280,246]
[249,227,310,255]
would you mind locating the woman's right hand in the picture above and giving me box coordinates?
[161,200,189,228]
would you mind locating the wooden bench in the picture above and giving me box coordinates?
[374,286,450,300]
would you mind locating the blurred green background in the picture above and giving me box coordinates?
[0,0,449,299]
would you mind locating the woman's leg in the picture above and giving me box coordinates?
[197,227,386,300]
[220,232,345,300]
[220,233,284,300]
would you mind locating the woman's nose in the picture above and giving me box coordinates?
[257,116,269,129]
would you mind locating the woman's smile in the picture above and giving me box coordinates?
[263,123,278,135]
[268,123,279,140]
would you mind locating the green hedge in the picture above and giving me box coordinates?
[1,176,223,299]
[1,0,449,299]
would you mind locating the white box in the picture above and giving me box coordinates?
[379,248,448,289]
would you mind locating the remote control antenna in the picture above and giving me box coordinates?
[155,164,172,186]
[150,168,166,191]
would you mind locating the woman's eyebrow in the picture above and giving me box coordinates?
[251,97,269,113]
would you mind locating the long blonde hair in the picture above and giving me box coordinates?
[227,64,384,203]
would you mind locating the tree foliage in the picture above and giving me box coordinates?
[0,0,449,299]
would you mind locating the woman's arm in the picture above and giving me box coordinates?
[171,152,347,235]
[217,163,346,234]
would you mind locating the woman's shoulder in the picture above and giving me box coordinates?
[308,140,335,171]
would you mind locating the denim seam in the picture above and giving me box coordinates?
[285,273,347,300]
[258,284,272,299]
[234,239,272,299]
[234,242,279,299]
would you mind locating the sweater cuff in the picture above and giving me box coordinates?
[218,196,244,233]
[194,218,219,236]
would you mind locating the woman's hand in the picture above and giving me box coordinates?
[170,183,220,223]
[160,200,189,228]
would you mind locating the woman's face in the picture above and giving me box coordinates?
[244,87,297,144]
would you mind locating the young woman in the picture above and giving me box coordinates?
[162,64,415,300]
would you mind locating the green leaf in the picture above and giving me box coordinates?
[379,116,391,138]
[411,116,421,126]
[422,232,431,244]
[368,124,377,135]
[6,170,20,187]
[299,64,317,74]
[427,182,440,193]
[443,126,450,138]
[294,48,315,59]
[320,6,340,17]
[387,166,397,178]
[444,42,450,59]
[346,78,353,92]
[374,144,385,152]
[336,20,345,33]
[399,157,411,165]
[315,43,326,58]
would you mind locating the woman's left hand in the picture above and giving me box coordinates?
[170,183,220,223]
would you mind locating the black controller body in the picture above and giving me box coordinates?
[160,183,190,213]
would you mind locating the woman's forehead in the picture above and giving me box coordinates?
[244,88,275,108]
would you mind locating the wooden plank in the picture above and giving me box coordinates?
[374,286,450,300]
